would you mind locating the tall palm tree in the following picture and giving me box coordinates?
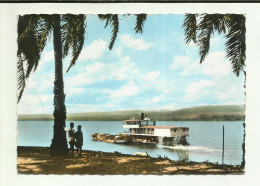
[183,14,246,167]
[18,13,146,156]
[18,14,86,156]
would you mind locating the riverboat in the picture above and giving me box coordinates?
[122,113,189,146]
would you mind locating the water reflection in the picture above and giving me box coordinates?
[119,142,190,162]
[174,148,189,162]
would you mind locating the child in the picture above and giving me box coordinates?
[75,125,83,156]
[66,122,76,156]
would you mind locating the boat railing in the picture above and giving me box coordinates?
[123,120,156,127]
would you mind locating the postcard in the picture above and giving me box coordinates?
[1,2,260,186]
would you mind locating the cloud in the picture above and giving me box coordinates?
[152,96,161,103]
[121,35,152,50]
[113,47,122,56]
[67,103,121,113]
[171,56,191,70]
[18,105,53,114]
[37,50,54,71]
[215,86,240,100]
[65,56,139,90]
[162,103,177,110]
[171,51,231,77]
[66,73,95,87]
[78,39,107,61]
[201,51,231,77]
[85,62,104,74]
[38,74,54,91]
[110,56,139,81]
[171,55,201,76]
[65,87,83,95]
[19,94,52,105]
[65,61,108,88]
[66,104,97,113]
[109,83,139,99]
[143,71,161,82]
[23,73,54,93]
[211,36,222,45]
[42,50,54,62]
[185,80,215,100]
[18,94,53,114]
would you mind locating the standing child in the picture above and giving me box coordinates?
[75,125,83,156]
[66,122,76,156]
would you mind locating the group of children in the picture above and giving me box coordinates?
[66,122,83,156]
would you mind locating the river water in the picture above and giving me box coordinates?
[18,120,244,165]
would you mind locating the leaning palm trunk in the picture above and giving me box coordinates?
[50,14,68,156]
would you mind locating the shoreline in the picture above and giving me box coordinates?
[17,105,245,121]
[17,146,244,175]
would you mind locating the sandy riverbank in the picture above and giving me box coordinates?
[17,146,244,175]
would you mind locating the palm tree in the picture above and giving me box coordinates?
[18,14,86,156]
[183,14,246,167]
[18,13,146,156]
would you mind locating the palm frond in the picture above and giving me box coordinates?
[98,14,112,28]
[17,14,52,102]
[98,14,119,50]
[192,14,227,63]
[17,54,26,102]
[183,13,246,76]
[198,14,226,34]
[225,14,246,76]
[197,27,213,63]
[135,14,147,34]
[18,15,40,77]
[61,14,86,72]
[183,14,197,44]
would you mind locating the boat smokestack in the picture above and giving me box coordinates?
[141,113,144,120]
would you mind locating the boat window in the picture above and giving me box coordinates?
[174,129,176,132]
[183,129,185,132]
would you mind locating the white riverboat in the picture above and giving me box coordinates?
[122,113,189,146]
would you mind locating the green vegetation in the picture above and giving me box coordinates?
[18,105,245,121]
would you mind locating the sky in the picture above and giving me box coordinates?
[17,14,245,114]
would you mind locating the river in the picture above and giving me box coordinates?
[18,120,244,165]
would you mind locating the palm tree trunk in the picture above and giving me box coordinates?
[50,14,68,156]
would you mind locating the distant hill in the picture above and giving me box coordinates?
[18,105,245,121]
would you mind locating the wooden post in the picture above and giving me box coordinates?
[222,125,225,164]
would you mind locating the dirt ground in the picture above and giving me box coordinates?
[17,146,244,175]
